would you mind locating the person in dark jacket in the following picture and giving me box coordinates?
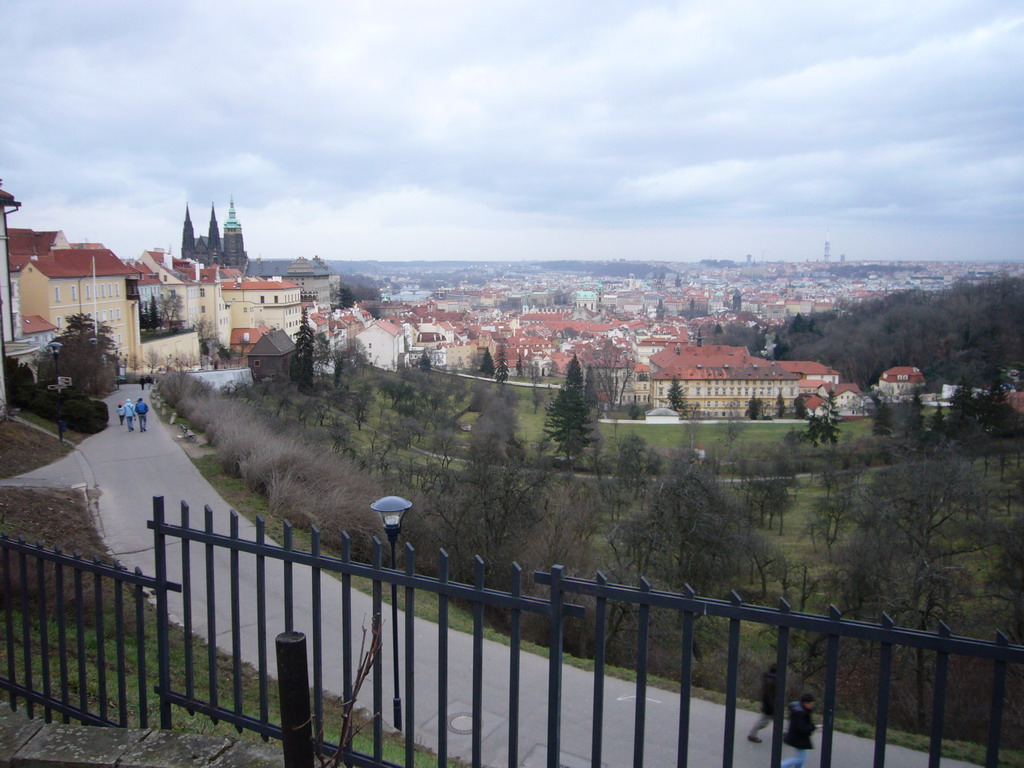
[781,693,816,767]
[747,663,777,742]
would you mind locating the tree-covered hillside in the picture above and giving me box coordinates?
[777,277,1024,388]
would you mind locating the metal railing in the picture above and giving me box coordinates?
[0,532,179,729]
[2,496,1023,768]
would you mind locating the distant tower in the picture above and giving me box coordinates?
[221,195,247,268]
[823,228,832,263]
[181,204,196,259]
[207,204,221,256]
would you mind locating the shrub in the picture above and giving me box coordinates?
[16,385,107,433]
[62,397,108,433]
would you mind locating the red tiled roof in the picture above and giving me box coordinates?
[881,366,925,382]
[777,360,840,377]
[24,249,133,278]
[230,326,270,345]
[21,315,57,334]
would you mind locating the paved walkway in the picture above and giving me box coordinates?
[2,390,978,768]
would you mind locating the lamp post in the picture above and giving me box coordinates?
[48,341,64,442]
[371,495,412,731]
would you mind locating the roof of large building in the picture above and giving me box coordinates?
[221,279,300,291]
[881,366,925,382]
[246,257,336,278]
[776,360,841,377]
[22,249,135,278]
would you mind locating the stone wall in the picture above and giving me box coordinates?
[0,707,283,768]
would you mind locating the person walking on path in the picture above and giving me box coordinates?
[116,401,126,425]
[781,693,817,768]
[135,397,149,432]
[123,398,136,432]
[747,663,777,742]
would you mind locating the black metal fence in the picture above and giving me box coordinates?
[2,495,1023,768]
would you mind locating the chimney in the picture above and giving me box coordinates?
[195,263,200,281]
[163,252,173,270]
[675,343,680,354]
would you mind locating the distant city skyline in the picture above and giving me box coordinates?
[4,1,1022,262]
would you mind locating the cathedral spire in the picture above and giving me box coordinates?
[181,203,196,258]
[207,203,221,254]
[224,194,241,230]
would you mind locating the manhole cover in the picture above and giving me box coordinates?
[447,713,474,735]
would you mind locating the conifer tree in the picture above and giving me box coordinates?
[794,395,808,419]
[775,391,786,419]
[747,396,763,420]
[291,307,316,392]
[515,355,524,378]
[495,346,509,383]
[667,377,685,412]
[544,354,592,464]
[804,391,841,445]
[479,348,495,377]
[418,351,432,372]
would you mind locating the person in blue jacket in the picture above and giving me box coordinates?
[781,693,816,768]
[135,397,149,432]
[123,399,136,432]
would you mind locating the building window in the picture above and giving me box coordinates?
[117,334,122,344]
[55,286,61,302]
[115,284,120,297]
[253,360,261,367]
[274,296,279,303]
[260,296,265,304]
[200,288,206,297]
[56,316,62,329]
[72,285,78,300]
[201,305,206,313]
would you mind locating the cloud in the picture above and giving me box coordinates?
[2,0,1022,261]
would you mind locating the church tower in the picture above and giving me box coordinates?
[220,195,247,268]
[181,204,196,260]
[207,204,221,256]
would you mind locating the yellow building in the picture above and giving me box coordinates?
[648,345,801,417]
[221,279,303,340]
[18,249,141,364]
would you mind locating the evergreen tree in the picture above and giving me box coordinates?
[873,399,893,436]
[418,351,432,372]
[775,391,786,419]
[901,390,925,440]
[747,396,763,420]
[479,348,495,377]
[794,395,808,419]
[544,354,592,464]
[47,313,118,396]
[516,355,524,378]
[495,346,509,383]
[977,382,1012,435]
[804,392,841,446]
[928,405,946,433]
[290,307,316,392]
[667,377,685,413]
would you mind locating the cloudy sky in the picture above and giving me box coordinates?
[3,1,1022,262]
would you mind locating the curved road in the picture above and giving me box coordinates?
[2,389,977,768]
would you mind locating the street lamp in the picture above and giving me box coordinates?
[48,341,64,442]
[370,495,413,731]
